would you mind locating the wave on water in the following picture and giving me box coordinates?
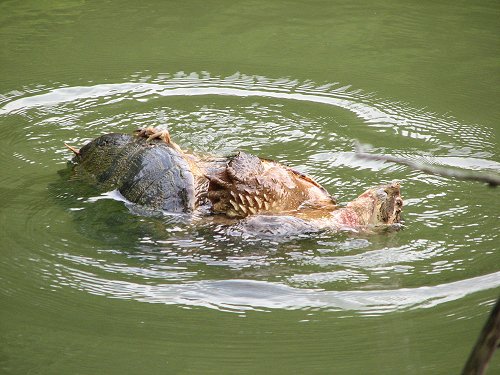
[2,71,498,315]
[49,260,500,314]
[0,71,496,157]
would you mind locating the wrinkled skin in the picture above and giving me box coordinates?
[68,127,404,235]
[334,182,403,227]
[235,182,403,237]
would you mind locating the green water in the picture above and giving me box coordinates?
[1,1,499,374]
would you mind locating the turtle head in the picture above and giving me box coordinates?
[69,133,134,178]
[347,182,403,226]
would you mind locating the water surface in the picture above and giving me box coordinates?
[1,1,499,374]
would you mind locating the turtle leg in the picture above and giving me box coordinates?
[134,127,172,144]
[133,127,152,138]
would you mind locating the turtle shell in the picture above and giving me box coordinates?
[206,151,336,217]
[73,133,196,213]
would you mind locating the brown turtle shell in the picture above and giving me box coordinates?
[206,151,336,218]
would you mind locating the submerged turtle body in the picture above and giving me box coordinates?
[72,132,198,212]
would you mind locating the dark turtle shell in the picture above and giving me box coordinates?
[73,133,196,213]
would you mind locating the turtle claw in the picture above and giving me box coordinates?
[134,126,171,145]
[64,143,80,155]
[147,130,172,144]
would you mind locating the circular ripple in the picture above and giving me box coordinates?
[1,71,498,314]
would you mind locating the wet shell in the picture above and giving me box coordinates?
[73,133,196,212]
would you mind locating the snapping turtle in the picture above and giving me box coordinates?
[67,127,403,233]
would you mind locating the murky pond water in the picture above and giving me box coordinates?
[1,1,499,374]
